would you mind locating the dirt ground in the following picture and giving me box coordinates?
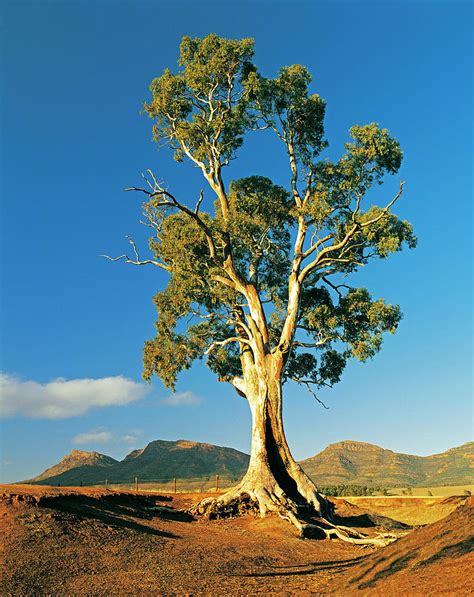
[0,485,472,595]
[338,496,474,595]
[344,495,466,526]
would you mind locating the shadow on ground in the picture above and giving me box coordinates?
[37,493,194,538]
[332,511,410,531]
[237,555,367,577]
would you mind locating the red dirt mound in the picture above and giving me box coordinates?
[337,496,473,594]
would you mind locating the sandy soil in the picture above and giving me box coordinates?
[0,485,471,595]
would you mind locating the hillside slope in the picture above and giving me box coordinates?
[300,440,474,487]
[27,440,249,486]
[337,496,474,593]
[30,451,119,483]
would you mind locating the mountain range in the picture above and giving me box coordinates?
[24,439,473,488]
[299,440,473,487]
[25,440,249,486]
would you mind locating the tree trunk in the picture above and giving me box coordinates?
[193,359,332,526]
[191,359,401,546]
[241,372,328,516]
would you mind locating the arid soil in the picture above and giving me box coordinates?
[1,485,472,595]
[344,495,466,526]
[338,496,474,594]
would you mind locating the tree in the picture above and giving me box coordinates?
[105,35,416,543]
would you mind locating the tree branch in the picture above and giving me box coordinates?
[360,180,404,228]
[101,236,171,271]
[204,336,252,355]
[322,276,352,298]
[293,337,332,348]
[126,173,219,262]
[288,376,329,409]
[302,233,334,260]
[299,181,404,282]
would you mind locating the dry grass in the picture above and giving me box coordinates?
[344,495,466,526]
[387,484,473,497]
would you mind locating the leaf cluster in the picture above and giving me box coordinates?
[144,34,254,165]
[285,286,402,389]
[244,64,327,162]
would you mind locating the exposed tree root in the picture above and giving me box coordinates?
[190,482,403,547]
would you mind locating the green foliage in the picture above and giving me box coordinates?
[244,64,327,162]
[145,34,254,165]
[287,286,402,386]
[222,176,292,294]
[319,484,388,497]
[133,34,416,394]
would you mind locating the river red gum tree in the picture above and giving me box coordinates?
[105,35,416,543]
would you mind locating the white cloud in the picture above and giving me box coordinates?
[122,429,143,445]
[72,430,114,445]
[0,373,150,419]
[161,391,201,407]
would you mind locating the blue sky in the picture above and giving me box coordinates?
[1,0,472,483]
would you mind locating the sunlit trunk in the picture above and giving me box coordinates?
[238,357,325,515]
[192,356,395,545]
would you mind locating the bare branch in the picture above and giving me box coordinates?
[322,276,352,298]
[126,178,219,262]
[195,190,204,214]
[302,233,334,260]
[288,377,329,409]
[360,180,404,228]
[352,192,362,223]
[302,163,313,205]
[101,236,170,271]
[293,338,332,348]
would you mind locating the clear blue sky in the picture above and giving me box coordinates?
[1,0,472,483]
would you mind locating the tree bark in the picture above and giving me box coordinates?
[242,369,327,515]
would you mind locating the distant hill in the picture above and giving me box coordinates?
[300,440,474,488]
[25,439,473,488]
[31,450,119,482]
[26,440,250,486]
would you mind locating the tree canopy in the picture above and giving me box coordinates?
[113,34,416,401]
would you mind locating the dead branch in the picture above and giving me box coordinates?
[125,172,218,261]
[321,276,352,298]
[288,376,329,409]
[101,236,170,271]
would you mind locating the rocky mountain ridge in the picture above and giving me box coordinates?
[25,440,473,488]
[300,440,474,487]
